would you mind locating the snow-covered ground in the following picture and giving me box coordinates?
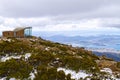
[0,77,16,80]
[0,53,31,62]
[0,55,22,62]
[57,67,120,80]
[57,67,90,80]
[100,68,120,80]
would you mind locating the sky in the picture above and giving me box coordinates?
[0,0,120,36]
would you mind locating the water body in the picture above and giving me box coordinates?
[44,36,120,50]
[42,34,120,61]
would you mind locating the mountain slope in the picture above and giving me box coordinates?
[0,37,120,80]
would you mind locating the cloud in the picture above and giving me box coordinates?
[0,0,120,35]
[99,18,120,29]
[0,0,120,19]
[0,17,51,31]
[0,16,119,33]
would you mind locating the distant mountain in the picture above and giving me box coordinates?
[43,35,120,50]
[93,51,120,61]
[43,35,120,61]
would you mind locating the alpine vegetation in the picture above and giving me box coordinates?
[0,37,120,80]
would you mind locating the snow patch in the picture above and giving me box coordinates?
[0,55,21,62]
[57,68,90,80]
[100,68,112,74]
[0,53,31,62]
[9,78,16,80]
[29,69,37,80]
[0,77,16,80]
[29,72,35,80]
[2,39,12,42]
[0,77,7,80]
[24,53,31,60]
[45,47,50,51]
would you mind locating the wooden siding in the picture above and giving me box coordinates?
[2,30,25,38]
[2,31,14,37]
[15,30,25,38]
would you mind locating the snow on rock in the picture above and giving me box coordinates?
[29,69,37,80]
[24,53,31,60]
[57,68,90,80]
[29,72,35,80]
[100,68,112,74]
[45,47,50,51]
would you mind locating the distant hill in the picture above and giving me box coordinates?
[93,51,120,61]
[43,35,120,62]
[43,35,120,50]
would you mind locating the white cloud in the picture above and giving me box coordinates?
[0,16,119,35]
[0,0,120,36]
[33,18,119,31]
[0,0,120,18]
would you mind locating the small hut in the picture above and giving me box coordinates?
[2,27,32,38]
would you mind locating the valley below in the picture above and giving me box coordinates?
[44,35,120,62]
[87,48,120,61]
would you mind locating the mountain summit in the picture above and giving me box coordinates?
[0,37,120,80]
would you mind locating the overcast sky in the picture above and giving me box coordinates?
[0,0,120,36]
